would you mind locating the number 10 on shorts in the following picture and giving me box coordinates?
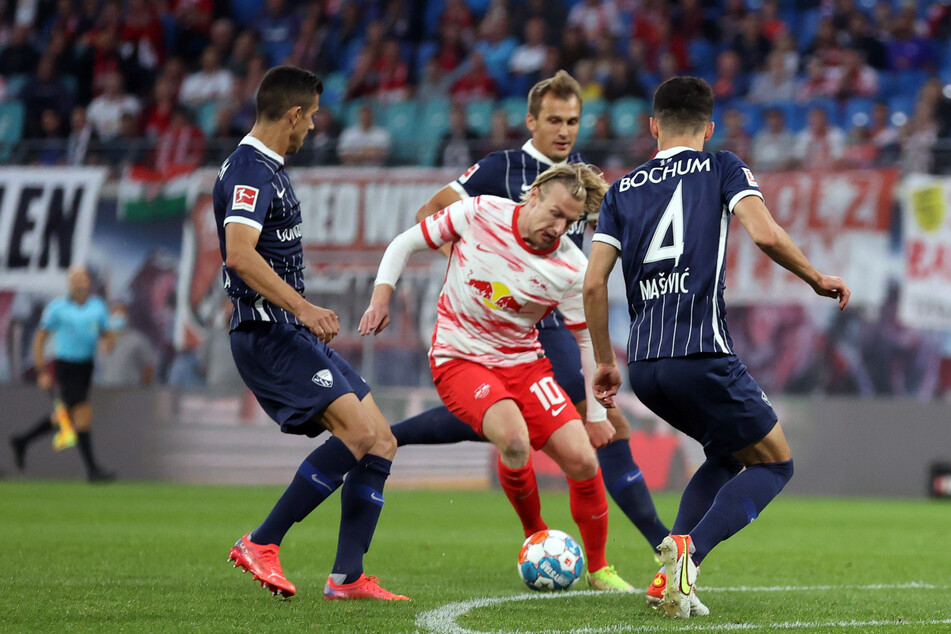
[529,376,568,416]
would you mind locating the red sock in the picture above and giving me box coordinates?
[497,455,547,537]
[568,470,609,572]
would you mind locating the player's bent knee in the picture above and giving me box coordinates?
[369,427,398,459]
[496,435,531,468]
[559,450,599,481]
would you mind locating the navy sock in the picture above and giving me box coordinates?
[689,459,794,563]
[332,454,392,583]
[390,406,482,446]
[597,439,669,551]
[672,455,744,535]
[251,436,357,546]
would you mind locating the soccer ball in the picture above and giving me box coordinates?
[517,529,585,591]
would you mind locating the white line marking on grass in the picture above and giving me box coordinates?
[416,584,949,634]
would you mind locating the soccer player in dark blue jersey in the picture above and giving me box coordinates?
[217,66,407,601]
[389,71,668,591]
[584,77,851,619]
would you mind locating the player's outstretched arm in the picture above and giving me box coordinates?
[733,196,851,310]
[360,220,439,336]
[415,185,462,259]
[582,241,623,407]
[225,223,340,343]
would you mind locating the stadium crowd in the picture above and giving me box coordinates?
[2,0,951,172]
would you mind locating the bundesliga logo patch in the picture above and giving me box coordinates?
[312,369,334,388]
[232,185,259,212]
[741,167,758,187]
[458,163,480,183]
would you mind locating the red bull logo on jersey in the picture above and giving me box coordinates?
[639,269,691,300]
[467,279,524,313]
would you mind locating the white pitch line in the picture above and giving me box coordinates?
[415,583,950,634]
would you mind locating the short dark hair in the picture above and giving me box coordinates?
[255,66,323,122]
[652,76,714,136]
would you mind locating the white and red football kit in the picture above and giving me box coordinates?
[374,194,605,441]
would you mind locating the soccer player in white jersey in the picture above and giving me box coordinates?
[390,71,669,592]
[583,77,851,619]
[361,164,631,590]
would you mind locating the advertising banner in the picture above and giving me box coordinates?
[0,167,107,291]
[900,174,951,330]
[723,169,898,307]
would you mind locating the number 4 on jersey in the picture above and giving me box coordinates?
[644,180,685,267]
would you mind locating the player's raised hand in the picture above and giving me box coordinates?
[592,362,622,408]
[813,275,851,310]
[359,302,391,336]
[298,302,339,343]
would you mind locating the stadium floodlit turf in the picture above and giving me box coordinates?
[2,480,950,633]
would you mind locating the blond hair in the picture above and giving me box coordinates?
[527,70,583,118]
[521,163,608,220]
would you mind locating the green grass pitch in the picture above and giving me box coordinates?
[2,480,950,633]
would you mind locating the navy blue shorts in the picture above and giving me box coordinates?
[627,354,778,457]
[230,323,370,437]
[536,322,586,405]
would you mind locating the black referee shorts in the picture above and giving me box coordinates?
[53,360,94,407]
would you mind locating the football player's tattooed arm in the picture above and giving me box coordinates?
[225,223,339,343]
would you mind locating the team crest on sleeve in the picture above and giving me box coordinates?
[232,185,259,212]
[312,369,334,388]
[741,167,758,187]
[458,163,480,183]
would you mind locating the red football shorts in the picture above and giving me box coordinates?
[430,356,581,450]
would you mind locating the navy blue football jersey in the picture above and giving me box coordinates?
[213,136,305,331]
[594,147,763,361]
[449,140,585,329]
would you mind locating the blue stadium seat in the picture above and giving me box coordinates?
[795,8,822,52]
[3,74,29,98]
[894,70,929,100]
[0,102,24,161]
[887,94,917,119]
[423,0,446,38]
[688,39,717,75]
[577,99,607,143]
[734,102,763,135]
[381,101,419,164]
[416,97,451,165]
[844,97,876,128]
[501,96,526,129]
[465,99,495,136]
[610,97,646,137]
[415,40,438,73]
[801,97,839,127]
[321,72,348,106]
[776,102,807,132]
[196,102,218,137]
[343,98,371,128]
